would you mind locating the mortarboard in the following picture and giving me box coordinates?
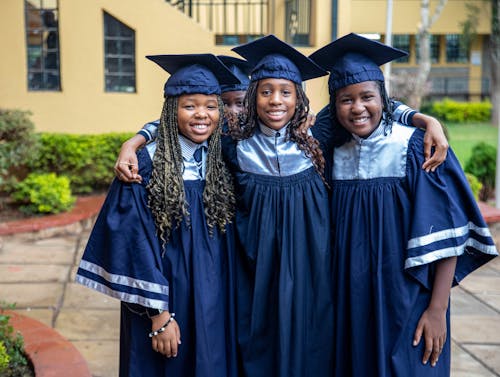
[309,33,408,93]
[217,55,252,93]
[232,34,327,84]
[146,53,241,97]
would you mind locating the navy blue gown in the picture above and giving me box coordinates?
[76,147,237,377]
[223,125,334,377]
[330,122,497,377]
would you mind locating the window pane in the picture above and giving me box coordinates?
[393,35,410,63]
[103,11,136,93]
[25,0,61,91]
[446,34,468,63]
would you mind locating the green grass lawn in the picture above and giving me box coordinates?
[445,122,498,167]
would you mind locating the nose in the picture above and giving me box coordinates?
[195,108,207,118]
[270,92,282,105]
[351,99,364,113]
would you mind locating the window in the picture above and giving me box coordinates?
[392,35,410,63]
[416,35,440,64]
[285,0,311,46]
[446,34,468,63]
[24,0,61,91]
[103,11,136,92]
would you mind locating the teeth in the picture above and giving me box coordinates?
[353,117,368,123]
[269,111,284,116]
[193,124,208,129]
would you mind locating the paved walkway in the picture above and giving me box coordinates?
[0,197,499,376]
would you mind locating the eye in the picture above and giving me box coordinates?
[282,90,291,96]
[340,98,352,104]
[260,89,271,96]
[207,105,218,110]
[183,104,194,109]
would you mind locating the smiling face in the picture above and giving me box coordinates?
[221,90,246,115]
[256,78,297,131]
[177,93,220,143]
[334,81,383,138]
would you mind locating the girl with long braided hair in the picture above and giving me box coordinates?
[222,35,335,377]
[76,54,240,377]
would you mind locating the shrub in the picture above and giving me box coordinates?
[465,172,483,201]
[29,132,134,193]
[464,142,496,201]
[430,98,491,123]
[0,341,9,373]
[0,303,32,377]
[0,109,39,192]
[13,173,75,214]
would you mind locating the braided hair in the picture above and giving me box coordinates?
[147,96,235,245]
[227,80,326,178]
[328,81,393,147]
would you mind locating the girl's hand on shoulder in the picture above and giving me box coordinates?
[150,312,181,358]
[298,111,316,136]
[413,306,447,367]
[419,115,449,173]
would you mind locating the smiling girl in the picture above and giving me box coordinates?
[224,35,334,377]
[310,33,498,377]
[76,54,239,377]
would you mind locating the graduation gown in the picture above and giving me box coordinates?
[330,122,498,377]
[223,125,334,377]
[76,146,237,377]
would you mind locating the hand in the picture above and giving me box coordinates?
[420,116,449,173]
[151,312,181,357]
[114,135,145,183]
[413,307,447,367]
[298,111,316,136]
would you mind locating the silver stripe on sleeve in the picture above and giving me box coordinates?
[75,275,169,310]
[78,260,169,295]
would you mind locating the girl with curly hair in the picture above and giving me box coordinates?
[76,54,240,377]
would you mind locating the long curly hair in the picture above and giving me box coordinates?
[227,80,326,178]
[147,96,235,245]
[328,80,393,147]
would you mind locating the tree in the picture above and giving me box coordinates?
[408,0,448,110]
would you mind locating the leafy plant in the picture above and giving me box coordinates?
[0,303,33,376]
[465,142,497,201]
[430,98,491,123]
[0,109,39,193]
[13,173,75,214]
[465,172,483,201]
[29,132,133,193]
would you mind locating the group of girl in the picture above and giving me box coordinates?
[77,33,497,377]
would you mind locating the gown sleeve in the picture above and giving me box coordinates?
[75,149,170,310]
[404,129,497,290]
[391,100,416,127]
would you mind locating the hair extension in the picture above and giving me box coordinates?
[328,80,392,148]
[227,81,326,180]
[147,96,235,245]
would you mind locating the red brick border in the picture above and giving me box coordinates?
[0,195,105,236]
[7,311,91,377]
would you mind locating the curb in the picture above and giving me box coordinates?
[7,311,92,377]
[0,195,105,236]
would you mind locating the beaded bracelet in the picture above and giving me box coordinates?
[148,313,176,338]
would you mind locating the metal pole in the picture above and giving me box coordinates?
[384,0,393,95]
[496,111,500,208]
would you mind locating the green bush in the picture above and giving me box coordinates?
[13,173,75,214]
[0,303,32,377]
[0,341,9,373]
[465,172,483,201]
[0,109,39,192]
[464,142,496,201]
[29,132,134,193]
[430,98,491,123]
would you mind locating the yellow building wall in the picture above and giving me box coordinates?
[0,0,220,134]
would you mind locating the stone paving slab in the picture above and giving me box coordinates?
[0,264,70,283]
[0,239,76,264]
[55,309,120,341]
[63,283,121,310]
[72,340,119,377]
[475,293,500,313]
[459,276,500,295]
[452,316,500,343]
[463,344,500,375]
[452,342,498,377]
[0,282,63,308]
[10,308,54,328]
[451,287,498,316]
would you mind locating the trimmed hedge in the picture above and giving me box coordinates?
[430,98,491,123]
[29,132,134,194]
[0,109,39,192]
[13,173,75,214]
[464,142,496,201]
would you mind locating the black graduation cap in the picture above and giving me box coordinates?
[232,34,327,84]
[146,53,241,97]
[217,55,252,93]
[309,33,408,93]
